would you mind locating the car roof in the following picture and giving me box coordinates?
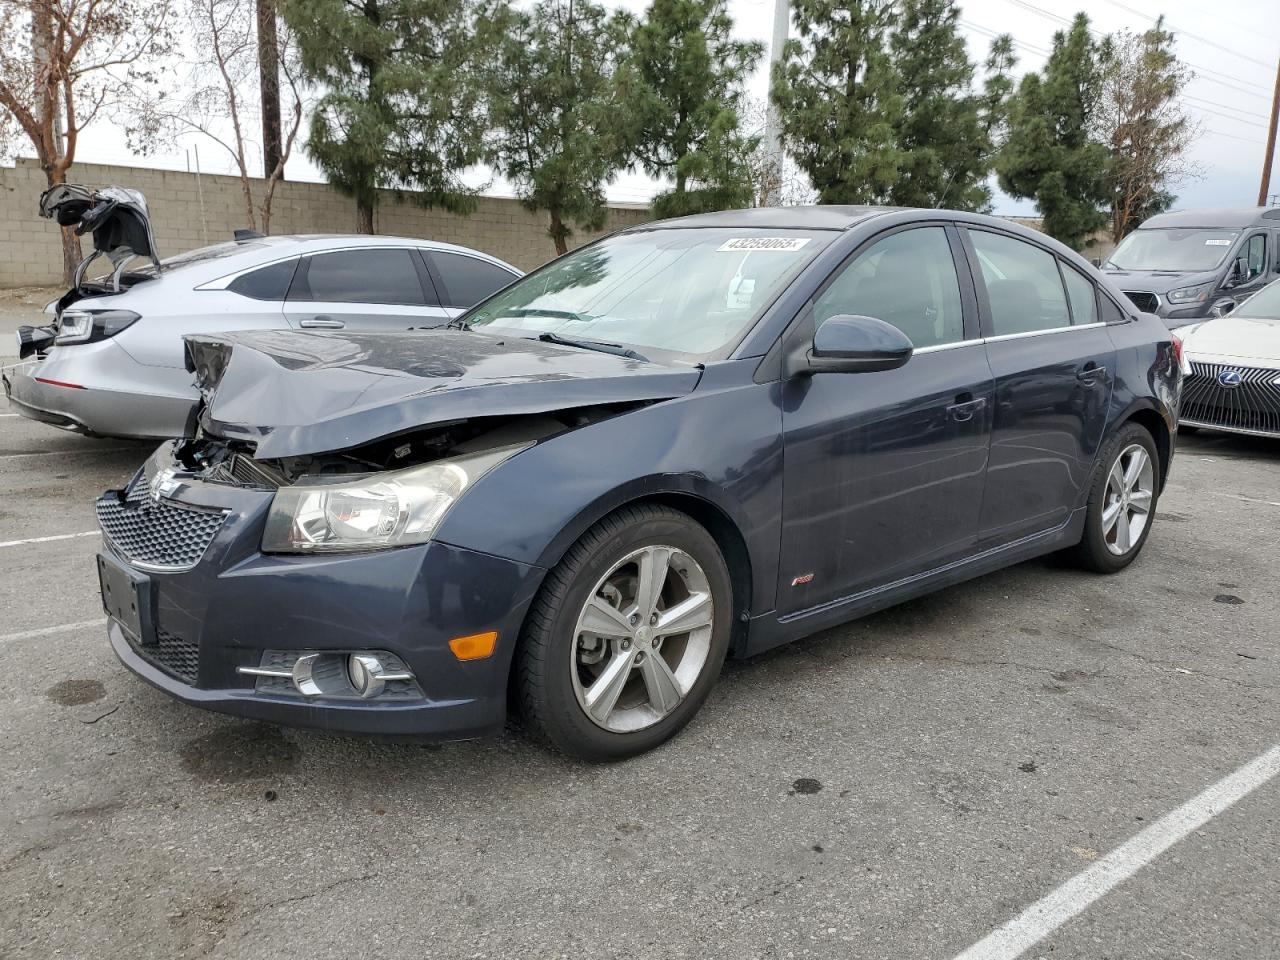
[1136,208,1280,230]
[635,205,900,232]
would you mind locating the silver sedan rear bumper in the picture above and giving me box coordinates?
[3,357,193,439]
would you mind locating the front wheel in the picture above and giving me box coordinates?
[515,505,733,761]
[1069,422,1161,573]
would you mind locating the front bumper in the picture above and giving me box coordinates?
[1179,357,1280,439]
[100,466,545,739]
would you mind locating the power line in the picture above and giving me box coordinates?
[1206,128,1267,147]
[1184,95,1271,125]
[1102,0,1275,69]
[992,0,1274,101]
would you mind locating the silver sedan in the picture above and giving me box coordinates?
[5,190,521,439]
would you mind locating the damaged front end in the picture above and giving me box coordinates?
[170,326,701,551]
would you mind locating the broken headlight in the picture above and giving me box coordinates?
[261,444,525,553]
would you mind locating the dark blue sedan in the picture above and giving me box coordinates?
[97,207,1183,759]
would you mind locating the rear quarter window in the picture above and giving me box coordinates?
[228,259,299,301]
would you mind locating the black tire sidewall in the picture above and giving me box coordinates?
[1079,424,1161,573]
[525,509,733,761]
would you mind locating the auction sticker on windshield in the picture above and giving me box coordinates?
[717,237,811,252]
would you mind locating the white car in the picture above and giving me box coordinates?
[1177,277,1280,438]
[3,185,521,439]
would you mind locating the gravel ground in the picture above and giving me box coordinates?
[0,395,1276,959]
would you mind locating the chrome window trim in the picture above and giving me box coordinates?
[913,338,982,355]
[981,321,1107,344]
[198,244,515,291]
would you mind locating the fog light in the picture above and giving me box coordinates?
[347,654,386,699]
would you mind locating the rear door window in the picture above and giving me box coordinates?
[969,230,1071,335]
[1061,265,1098,325]
[429,252,518,308]
[291,249,428,305]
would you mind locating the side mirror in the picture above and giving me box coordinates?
[1209,298,1235,319]
[1225,257,1249,288]
[801,315,913,375]
[1089,257,1102,268]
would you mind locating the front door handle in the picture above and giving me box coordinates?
[299,316,345,329]
[946,395,987,423]
[1077,362,1107,383]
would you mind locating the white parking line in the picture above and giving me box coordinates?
[952,745,1280,960]
[0,619,105,645]
[0,530,98,548]
[0,446,136,460]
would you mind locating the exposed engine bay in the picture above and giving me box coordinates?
[171,405,643,488]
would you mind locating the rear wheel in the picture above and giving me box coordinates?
[515,505,732,761]
[1069,422,1161,573]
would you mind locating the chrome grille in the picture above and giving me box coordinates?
[128,627,200,684]
[1124,291,1159,313]
[96,478,228,571]
[1181,361,1280,437]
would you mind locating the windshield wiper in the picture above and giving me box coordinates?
[535,331,649,362]
[445,316,471,330]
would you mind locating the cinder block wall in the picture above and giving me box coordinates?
[0,158,651,287]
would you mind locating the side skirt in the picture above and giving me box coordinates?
[739,507,1087,658]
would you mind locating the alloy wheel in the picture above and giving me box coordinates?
[570,545,714,733]
[1101,443,1155,556]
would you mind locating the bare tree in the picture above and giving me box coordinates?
[0,0,174,282]
[132,0,303,233]
[739,98,817,207]
[1094,19,1199,243]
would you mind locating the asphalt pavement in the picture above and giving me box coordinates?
[0,361,1276,959]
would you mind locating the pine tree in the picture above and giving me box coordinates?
[996,14,1110,250]
[621,0,763,218]
[281,0,490,233]
[488,0,628,254]
[887,0,990,210]
[770,0,903,205]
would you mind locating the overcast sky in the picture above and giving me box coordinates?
[45,0,1280,217]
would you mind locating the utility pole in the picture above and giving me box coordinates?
[257,0,284,183]
[761,0,789,206]
[1258,53,1280,207]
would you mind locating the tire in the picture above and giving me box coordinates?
[515,504,733,761]
[1068,422,1161,574]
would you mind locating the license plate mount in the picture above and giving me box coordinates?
[97,552,154,643]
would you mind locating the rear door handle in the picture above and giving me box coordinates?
[1077,363,1107,383]
[946,395,987,423]
[299,316,345,329]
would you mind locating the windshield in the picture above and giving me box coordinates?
[1107,228,1240,272]
[464,228,832,361]
[1236,279,1280,319]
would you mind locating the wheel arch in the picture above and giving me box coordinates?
[531,479,756,658]
[1118,403,1173,491]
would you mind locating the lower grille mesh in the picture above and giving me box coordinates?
[1182,361,1280,437]
[129,628,200,684]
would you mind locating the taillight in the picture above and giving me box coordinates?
[1170,333,1191,376]
[55,309,141,346]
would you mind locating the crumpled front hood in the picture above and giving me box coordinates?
[184,329,703,458]
[1181,316,1280,366]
